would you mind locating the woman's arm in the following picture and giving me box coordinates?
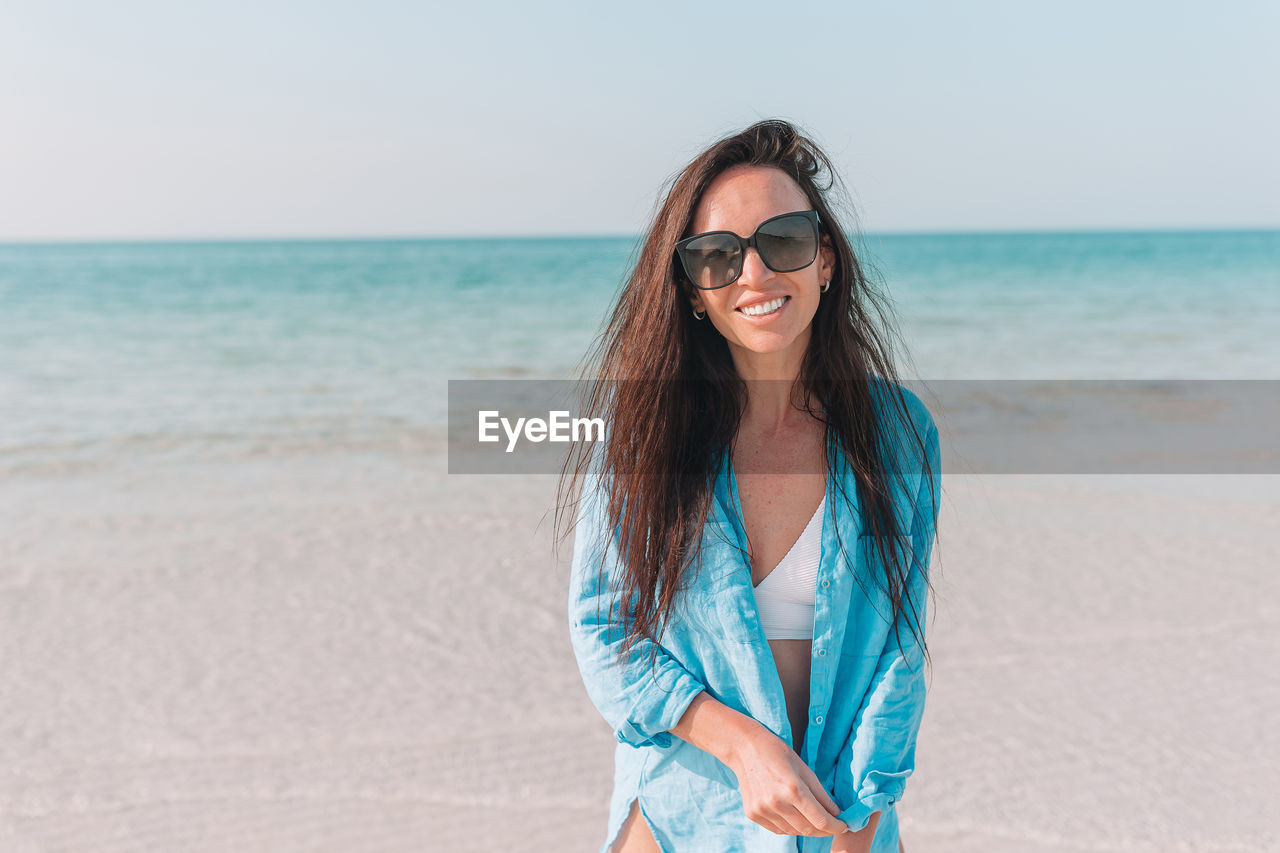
[666,688,757,763]
[566,470,707,750]
[832,421,941,832]
[831,811,881,853]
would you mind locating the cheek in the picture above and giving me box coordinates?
[706,310,739,342]
[794,292,821,325]
[705,299,738,331]
[707,294,735,317]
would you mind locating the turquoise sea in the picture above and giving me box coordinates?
[2,230,1277,475]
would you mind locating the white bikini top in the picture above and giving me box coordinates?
[751,495,824,641]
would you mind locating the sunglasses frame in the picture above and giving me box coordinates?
[674,209,823,290]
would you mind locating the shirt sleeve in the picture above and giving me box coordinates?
[834,421,941,831]
[566,468,707,750]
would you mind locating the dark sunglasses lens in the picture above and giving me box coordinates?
[682,234,741,288]
[756,214,817,272]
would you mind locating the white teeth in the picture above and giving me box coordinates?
[739,297,787,316]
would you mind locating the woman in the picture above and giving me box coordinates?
[559,119,942,853]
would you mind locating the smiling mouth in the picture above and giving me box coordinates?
[736,296,790,317]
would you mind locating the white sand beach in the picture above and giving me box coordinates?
[2,447,1276,852]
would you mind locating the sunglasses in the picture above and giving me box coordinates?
[675,209,822,290]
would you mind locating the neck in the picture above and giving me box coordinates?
[729,330,811,432]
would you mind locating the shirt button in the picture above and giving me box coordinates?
[814,715,823,724]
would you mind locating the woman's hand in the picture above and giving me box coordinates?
[723,722,849,837]
[829,811,881,853]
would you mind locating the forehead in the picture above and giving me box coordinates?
[690,165,809,236]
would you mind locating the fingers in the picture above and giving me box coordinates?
[793,761,841,815]
[788,778,849,835]
[753,815,788,835]
[809,776,844,818]
[744,796,810,837]
[761,805,808,837]
[780,797,847,837]
[772,802,822,836]
[752,806,844,838]
[756,783,846,838]
[792,766,848,835]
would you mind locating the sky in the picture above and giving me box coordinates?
[2,0,1277,241]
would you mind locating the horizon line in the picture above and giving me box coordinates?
[2,224,1278,246]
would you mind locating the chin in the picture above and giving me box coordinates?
[730,331,803,355]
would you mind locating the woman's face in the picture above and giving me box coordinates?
[686,165,834,364]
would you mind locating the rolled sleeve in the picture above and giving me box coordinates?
[567,470,706,750]
[835,421,941,830]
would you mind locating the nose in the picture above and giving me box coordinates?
[736,246,773,289]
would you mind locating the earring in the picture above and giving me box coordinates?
[692,305,706,320]
[820,279,831,293]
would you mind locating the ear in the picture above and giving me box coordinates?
[685,286,703,311]
[819,239,836,283]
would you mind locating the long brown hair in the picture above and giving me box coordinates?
[556,118,939,676]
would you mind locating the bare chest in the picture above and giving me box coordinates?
[733,424,827,586]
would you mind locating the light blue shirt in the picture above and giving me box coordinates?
[568,382,941,853]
